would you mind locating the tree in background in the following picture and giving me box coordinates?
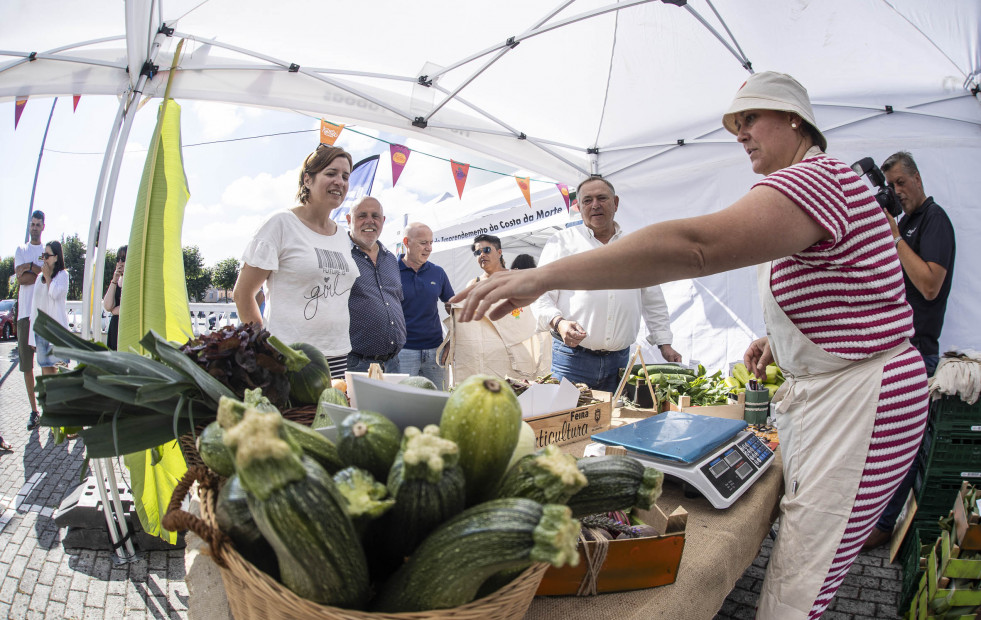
[62,233,86,301]
[103,249,119,296]
[0,256,14,300]
[211,257,240,302]
[182,245,212,302]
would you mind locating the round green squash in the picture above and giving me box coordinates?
[439,375,522,504]
[197,421,235,477]
[313,387,350,429]
[288,342,333,405]
[398,376,438,391]
[337,411,402,480]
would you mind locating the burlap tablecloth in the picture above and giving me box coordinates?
[525,433,783,620]
[186,411,783,620]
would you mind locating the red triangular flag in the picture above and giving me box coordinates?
[516,176,531,208]
[14,97,27,129]
[320,119,344,145]
[73,95,81,112]
[451,160,470,199]
[390,144,411,187]
[557,183,571,211]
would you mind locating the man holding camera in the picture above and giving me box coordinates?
[863,151,956,550]
[882,151,955,376]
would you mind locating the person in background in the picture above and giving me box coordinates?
[233,145,358,379]
[440,234,549,385]
[863,151,956,550]
[14,210,45,430]
[531,176,681,392]
[454,71,929,619]
[30,240,71,428]
[103,245,127,350]
[255,288,265,317]
[345,197,405,373]
[397,222,454,388]
[510,253,537,270]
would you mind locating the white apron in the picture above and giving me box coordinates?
[756,260,910,619]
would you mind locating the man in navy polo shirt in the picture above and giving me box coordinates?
[397,222,454,389]
[346,197,406,373]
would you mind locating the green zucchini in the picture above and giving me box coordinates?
[214,474,278,578]
[224,410,370,608]
[371,498,581,612]
[332,466,395,535]
[197,421,235,477]
[385,425,466,559]
[629,363,694,377]
[287,342,333,405]
[216,394,344,474]
[495,444,587,504]
[566,455,664,518]
[313,387,349,429]
[337,410,402,480]
[439,375,522,504]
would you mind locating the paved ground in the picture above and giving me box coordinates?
[0,338,905,619]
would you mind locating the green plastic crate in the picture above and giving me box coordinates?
[930,395,981,436]
[920,423,981,470]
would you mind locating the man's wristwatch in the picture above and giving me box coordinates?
[549,316,563,339]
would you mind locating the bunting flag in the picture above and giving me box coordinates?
[557,183,571,211]
[390,144,411,187]
[14,97,27,129]
[320,119,345,145]
[72,95,81,112]
[451,160,470,199]
[516,176,531,208]
[332,154,380,223]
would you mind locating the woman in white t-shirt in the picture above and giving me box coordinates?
[30,240,70,376]
[233,146,357,378]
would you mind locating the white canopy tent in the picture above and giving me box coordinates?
[2,0,980,373]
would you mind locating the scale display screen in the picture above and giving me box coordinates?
[698,433,773,498]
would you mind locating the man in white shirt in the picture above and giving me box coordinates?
[532,177,681,391]
[14,210,45,429]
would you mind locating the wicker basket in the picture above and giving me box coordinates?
[178,405,318,469]
[163,466,548,620]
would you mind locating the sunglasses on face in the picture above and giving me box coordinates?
[473,246,494,257]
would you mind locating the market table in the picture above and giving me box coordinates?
[525,412,784,620]
[182,410,783,620]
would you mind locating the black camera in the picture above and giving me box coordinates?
[851,157,902,217]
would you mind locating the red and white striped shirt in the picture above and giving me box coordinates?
[757,154,914,360]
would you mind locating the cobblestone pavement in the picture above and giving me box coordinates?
[0,341,187,620]
[0,338,906,619]
[715,527,904,619]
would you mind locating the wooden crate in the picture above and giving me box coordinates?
[525,391,613,450]
[953,481,981,552]
[666,392,746,421]
[906,529,981,618]
[536,503,687,595]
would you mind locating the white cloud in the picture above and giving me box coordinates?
[192,101,249,141]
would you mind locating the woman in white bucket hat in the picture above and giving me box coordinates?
[454,71,929,619]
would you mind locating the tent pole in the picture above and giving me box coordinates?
[79,96,127,341]
[24,98,58,243]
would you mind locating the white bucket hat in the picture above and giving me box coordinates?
[722,71,827,151]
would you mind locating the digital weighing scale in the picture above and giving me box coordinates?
[584,411,775,509]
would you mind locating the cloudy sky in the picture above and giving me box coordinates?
[1,96,525,269]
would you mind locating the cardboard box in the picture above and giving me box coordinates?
[525,390,613,450]
[953,481,981,552]
[667,392,745,421]
[536,503,688,595]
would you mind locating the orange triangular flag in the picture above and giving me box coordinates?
[557,183,571,211]
[516,176,531,208]
[14,97,27,129]
[451,160,470,199]
[73,95,81,112]
[320,120,344,146]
